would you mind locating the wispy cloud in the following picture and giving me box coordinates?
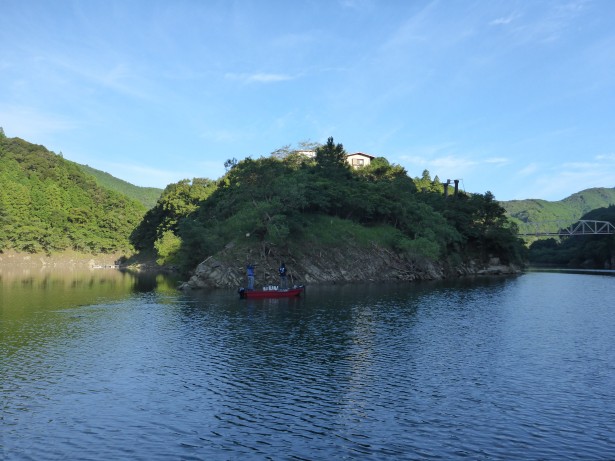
[0,105,78,139]
[198,128,240,143]
[518,163,540,176]
[496,1,590,45]
[39,53,155,101]
[339,0,374,10]
[225,72,296,83]
[485,157,509,165]
[595,153,615,162]
[399,151,481,180]
[489,13,519,26]
[516,153,615,200]
[101,162,197,188]
[430,155,479,169]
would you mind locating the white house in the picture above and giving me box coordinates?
[346,152,375,169]
[296,150,375,169]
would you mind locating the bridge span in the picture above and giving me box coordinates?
[518,220,615,237]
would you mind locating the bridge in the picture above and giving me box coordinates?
[518,220,615,237]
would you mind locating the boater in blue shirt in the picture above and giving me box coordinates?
[246,264,255,290]
[278,262,288,289]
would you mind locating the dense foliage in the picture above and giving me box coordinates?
[502,187,615,232]
[528,205,615,268]
[130,178,217,264]
[77,164,162,209]
[133,137,525,271]
[0,132,146,254]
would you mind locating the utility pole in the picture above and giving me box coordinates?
[444,179,461,198]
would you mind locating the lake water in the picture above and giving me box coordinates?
[1,268,614,460]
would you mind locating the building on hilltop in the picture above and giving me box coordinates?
[296,150,375,169]
[346,152,375,169]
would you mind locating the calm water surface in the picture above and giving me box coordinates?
[1,268,614,460]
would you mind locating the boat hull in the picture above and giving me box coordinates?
[238,286,304,299]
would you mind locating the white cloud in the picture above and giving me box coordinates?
[225,72,295,83]
[430,155,478,169]
[398,154,428,166]
[100,162,197,189]
[0,106,78,139]
[484,157,509,165]
[42,54,155,101]
[503,1,589,45]
[595,153,615,162]
[516,154,615,200]
[489,14,519,26]
[518,163,539,176]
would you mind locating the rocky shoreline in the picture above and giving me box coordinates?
[178,243,521,290]
[0,247,520,289]
[0,250,126,268]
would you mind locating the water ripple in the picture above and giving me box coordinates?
[3,275,615,459]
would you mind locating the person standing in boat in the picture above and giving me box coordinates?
[278,262,288,289]
[246,264,255,290]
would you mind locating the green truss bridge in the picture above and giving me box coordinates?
[518,220,615,237]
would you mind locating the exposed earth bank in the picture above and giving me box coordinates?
[0,250,127,268]
[179,242,521,290]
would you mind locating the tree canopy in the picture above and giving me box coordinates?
[527,205,615,268]
[132,138,525,271]
[0,134,146,254]
[1,131,526,270]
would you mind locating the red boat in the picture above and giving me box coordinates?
[238,286,305,299]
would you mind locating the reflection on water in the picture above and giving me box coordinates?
[2,272,615,460]
[0,267,179,315]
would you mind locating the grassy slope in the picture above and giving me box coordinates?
[76,163,162,209]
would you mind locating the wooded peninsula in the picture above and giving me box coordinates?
[2,129,613,284]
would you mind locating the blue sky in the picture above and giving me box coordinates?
[1,0,614,201]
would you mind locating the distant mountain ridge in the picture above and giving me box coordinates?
[76,164,162,209]
[501,187,615,226]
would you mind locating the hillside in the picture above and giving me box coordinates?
[0,132,146,254]
[528,205,615,269]
[501,187,615,230]
[131,138,525,283]
[76,163,162,209]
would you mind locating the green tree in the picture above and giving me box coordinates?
[0,133,145,254]
[130,178,217,250]
[154,230,182,265]
[315,137,349,174]
[126,139,526,272]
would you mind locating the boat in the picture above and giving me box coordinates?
[238,285,305,299]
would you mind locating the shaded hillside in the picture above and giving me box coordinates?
[77,164,162,209]
[132,137,525,277]
[528,205,615,268]
[0,132,146,254]
[501,187,615,232]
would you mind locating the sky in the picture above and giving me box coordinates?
[1,0,614,201]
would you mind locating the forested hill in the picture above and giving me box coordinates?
[0,132,146,254]
[501,187,615,225]
[76,164,162,209]
[131,137,526,278]
[528,205,615,269]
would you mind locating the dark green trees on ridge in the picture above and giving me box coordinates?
[0,130,525,269]
[527,205,615,268]
[0,133,146,254]
[133,138,525,271]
